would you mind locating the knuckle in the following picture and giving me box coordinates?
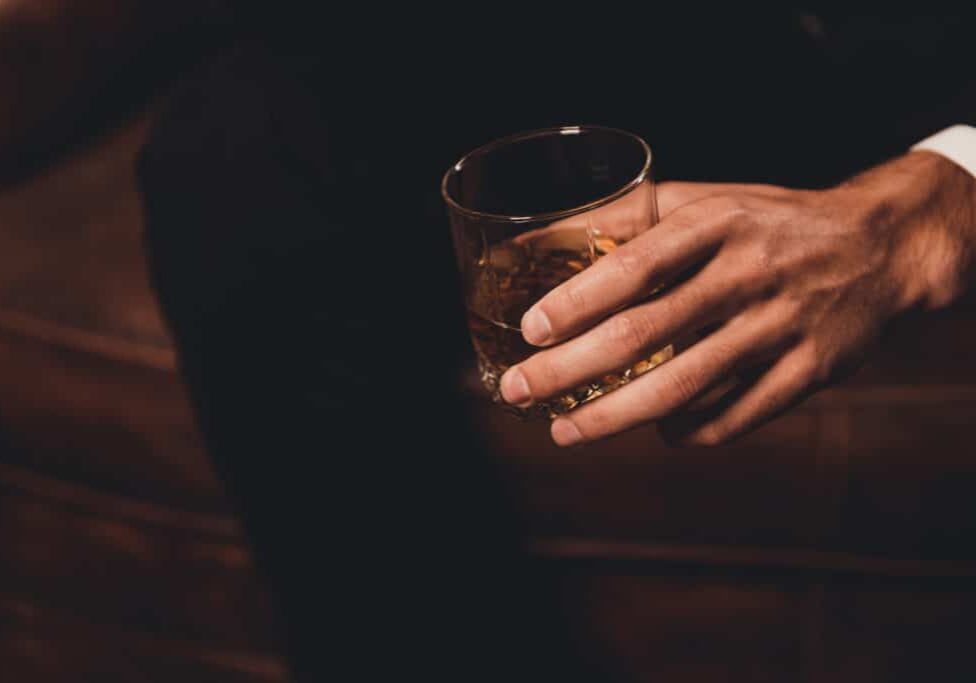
[577,405,613,438]
[552,281,586,317]
[675,281,713,318]
[724,238,782,301]
[704,195,749,223]
[608,242,655,280]
[750,240,776,276]
[701,196,756,244]
[605,312,656,353]
[658,366,702,406]
[538,285,583,334]
[775,297,805,328]
[801,341,830,382]
[791,345,823,387]
[715,246,772,303]
[523,353,562,395]
[801,359,823,387]
[740,266,773,302]
[703,339,739,372]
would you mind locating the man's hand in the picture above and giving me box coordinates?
[499,152,976,446]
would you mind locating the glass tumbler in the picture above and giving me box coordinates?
[442,126,673,418]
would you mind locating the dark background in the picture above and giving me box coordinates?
[1,7,975,681]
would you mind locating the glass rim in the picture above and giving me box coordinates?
[441,124,653,224]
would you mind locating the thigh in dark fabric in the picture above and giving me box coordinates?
[137,45,594,682]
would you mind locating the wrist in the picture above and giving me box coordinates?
[838,152,976,314]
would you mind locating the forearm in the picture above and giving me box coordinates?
[0,0,227,180]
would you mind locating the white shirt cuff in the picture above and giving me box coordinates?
[911,125,976,179]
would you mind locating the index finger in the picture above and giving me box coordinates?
[520,199,729,347]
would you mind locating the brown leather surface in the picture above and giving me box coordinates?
[0,113,287,681]
[2,98,976,682]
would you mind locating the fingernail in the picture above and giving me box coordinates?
[500,367,532,406]
[521,306,552,345]
[551,418,583,447]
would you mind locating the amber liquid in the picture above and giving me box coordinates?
[467,227,673,419]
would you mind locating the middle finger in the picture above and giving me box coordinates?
[547,305,797,446]
[502,263,743,405]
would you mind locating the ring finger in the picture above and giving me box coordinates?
[547,305,797,446]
